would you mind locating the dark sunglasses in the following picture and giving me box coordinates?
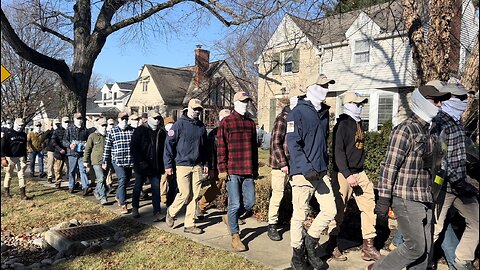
[193,108,203,112]
[453,94,468,101]
[120,116,129,120]
[101,124,108,127]
[154,116,162,120]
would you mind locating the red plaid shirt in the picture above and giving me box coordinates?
[217,111,258,176]
[269,108,289,169]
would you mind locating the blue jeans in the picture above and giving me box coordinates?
[132,173,161,214]
[392,229,403,247]
[29,151,44,175]
[374,197,432,270]
[92,165,107,200]
[112,164,132,206]
[441,223,459,268]
[226,175,255,235]
[67,156,89,190]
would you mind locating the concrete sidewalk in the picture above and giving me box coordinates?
[36,178,448,270]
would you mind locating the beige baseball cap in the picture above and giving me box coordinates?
[148,110,161,118]
[439,82,473,96]
[233,91,252,102]
[343,91,368,104]
[129,113,140,120]
[73,112,82,119]
[14,118,25,126]
[316,74,335,85]
[188,99,203,110]
[61,116,70,123]
[97,118,107,126]
[218,109,231,120]
[117,112,129,119]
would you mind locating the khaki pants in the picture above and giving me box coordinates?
[290,174,336,248]
[3,157,27,188]
[268,169,289,224]
[167,165,203,228]
[54,158,65,183]
[160,173,175,203]
[434,192,479,262]
[328,171,376,239]
[46,151,55,179]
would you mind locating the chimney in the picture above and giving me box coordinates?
[194,45,210,89]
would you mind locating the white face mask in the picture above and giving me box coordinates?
[62,122,69,129]
[187,108,201,119]
[6,122,12,129]
[165,123,173,131]
[53,124,60,130]
[234,100,248,115]
[129,120,139,128]
[147,117,160,130]
[74,118,83,128]
[107,124,114,132]
[441,97,467,122]
[97,126,107,136]
[13,123,23,132]
[33,126,41,133]
[343,103,363,122]
[411,89,440,124]
[117,119,128,130]
[305,84,328,111]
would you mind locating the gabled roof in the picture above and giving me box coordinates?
[288,0,404,46]
[145,64,194,106]
[115,80,136,91]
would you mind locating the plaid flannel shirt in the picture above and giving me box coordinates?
[217,111,258,176]
[377,115,434,203]
[436,111,467,193]
[269,108,290,169]
[102,126,134,167]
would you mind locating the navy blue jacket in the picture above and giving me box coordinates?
[286,99,330,177]
[164,115,208,169]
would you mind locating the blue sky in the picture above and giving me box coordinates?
[93,18,228,83]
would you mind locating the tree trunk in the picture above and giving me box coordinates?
[461,38,479,141]
[403,0,453,85]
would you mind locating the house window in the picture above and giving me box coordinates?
[141,78,149,93]
[113,93,117,100]
[360,97,370,131]
[354,40,370,64]
[103,93,106,100]
[283,51,293,73]
[377,95,394,129]
[131,106,139,113]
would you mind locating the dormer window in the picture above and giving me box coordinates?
[103,93,106,100]
[283,51,293,73]
[113,92,117,100]
[354,40,370,64]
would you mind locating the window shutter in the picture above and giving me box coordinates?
[272,53,280,75]
[292,49,300,73]
[270,98,277,129]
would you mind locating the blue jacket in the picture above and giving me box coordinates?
[164,115,208,169]
[286,99,330,177]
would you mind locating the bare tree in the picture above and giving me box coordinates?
[1,4,69,123]
[1,0,301,119]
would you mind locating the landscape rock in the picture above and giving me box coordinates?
[69,219,80,226]
[64,242,86,257]
[40,258,52,265]
[1,242,8,252]
[82,244,102,256]
[12,262,25,269]
[52,222,70,230]
[52,258,66,265]
[29,262,42,269]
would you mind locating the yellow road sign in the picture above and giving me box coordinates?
[1,65,12,83]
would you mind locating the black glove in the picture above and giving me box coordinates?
[374,197,391,220]
[304,170,319,182]
[451,180,479,198]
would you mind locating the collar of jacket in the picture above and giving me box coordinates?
[282,105,291,114]
[297,99,330,113]
[231,110,252,120]
[412,114,430,130]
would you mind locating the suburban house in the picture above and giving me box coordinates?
[256,0,479,131]
[86,80,136,126]
[126,46,253,127]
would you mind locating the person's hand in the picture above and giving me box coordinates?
[218,172,227,181]
[203,166,209,174]
[346,175,358,187]
[304,170,319,182]
[101,163,108,170]
[69,143,76,150]
[59,149,66,155]
[280,166,289,175]
[1,159,8,168]
[374,197,391,220]
[165,168,173,175]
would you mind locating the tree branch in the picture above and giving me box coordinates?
[31,22,74,44]
[107,0,187,34]
[1,8,75,91]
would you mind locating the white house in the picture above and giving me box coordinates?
[256,0,479,131]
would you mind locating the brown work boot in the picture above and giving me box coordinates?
[332,246,348,261]
[3,187,12,199]
[362,238,381,261]
[20,187,32,200]
[231,233,246,252]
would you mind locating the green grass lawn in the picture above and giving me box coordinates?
[1,172,270,270]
